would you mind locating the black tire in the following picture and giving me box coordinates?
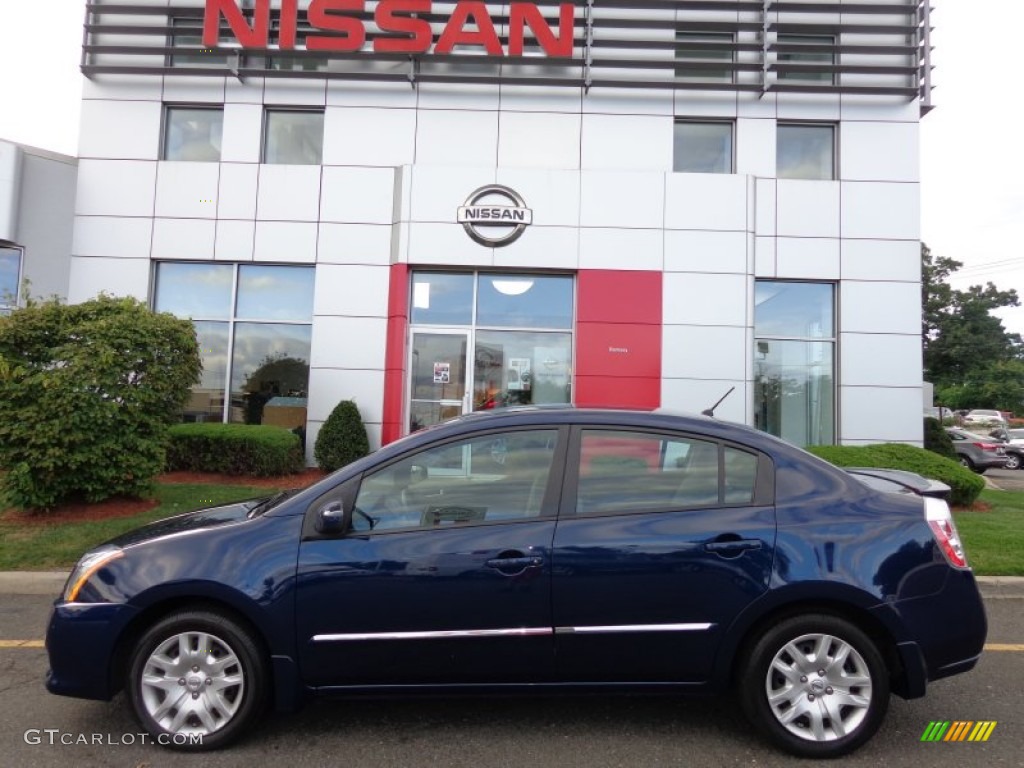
[959,456,975,472]
[738,614,889,759]
[1004,454,1021,471]
[127,609,269,751]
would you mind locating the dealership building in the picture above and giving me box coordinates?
[64,0,931,460]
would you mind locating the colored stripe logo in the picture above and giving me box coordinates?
[921,721,997,742]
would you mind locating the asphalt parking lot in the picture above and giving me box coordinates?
[1,588,1021,768]
[988,467,1024,492]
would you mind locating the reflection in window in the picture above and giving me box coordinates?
[674,121,733,174]
[352,430,559,532]
[0,246,22,314]
[777,34,835,84]
[163,107,223,162]
[474,330,572,409]
[777,123,835,180]
[263,110,324,165]
[230,323,312,426]
[411,272,474,326]
[754,282,833,338]
[675,31,734,82]
[477,274,573,329]
[154,263,313,429]
[754,281,835,446]
[236,264,314,321]
[155,263,233,319]
[576,431,722,515]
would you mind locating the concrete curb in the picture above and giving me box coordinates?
[0,570,1022,597]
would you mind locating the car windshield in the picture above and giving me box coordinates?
[1009,430,1024,440]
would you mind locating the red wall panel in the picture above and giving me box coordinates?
[382,264,409,445]
[574,270,662,410]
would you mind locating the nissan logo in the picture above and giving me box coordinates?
[456,185,533,247]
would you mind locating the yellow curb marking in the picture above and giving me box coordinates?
[984,643,1024,652]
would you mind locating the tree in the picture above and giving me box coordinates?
[314,400,370,472]
[921,244,1023,411]
[0,295,201,509]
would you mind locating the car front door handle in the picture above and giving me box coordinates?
[485,551,544,571]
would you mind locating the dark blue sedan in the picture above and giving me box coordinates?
[45,408,986,757]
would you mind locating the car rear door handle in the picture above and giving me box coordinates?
[704,537,762,556]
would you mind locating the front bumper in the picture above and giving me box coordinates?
[45,600,139,701]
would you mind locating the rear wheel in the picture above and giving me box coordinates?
[127,609,268,750]
[739,614,889,758]
[1004,453,1021,470]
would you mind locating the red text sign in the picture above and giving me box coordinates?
[203,0,576,57]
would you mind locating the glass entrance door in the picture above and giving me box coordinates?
[409,331,469,432]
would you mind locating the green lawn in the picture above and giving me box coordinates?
[0,483,275,571]
[955,489,1024,576]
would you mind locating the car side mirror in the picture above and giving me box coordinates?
[316,502,351,535]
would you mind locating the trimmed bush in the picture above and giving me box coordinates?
[0,295,200,510]
[806,442,985,507]
[923,417,956,460]
[167,423,304,477]
[315,400,370,472]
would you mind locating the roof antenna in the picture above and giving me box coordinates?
[701,386,735,418]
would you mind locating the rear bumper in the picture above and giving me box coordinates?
[871,568,987,699]
[45,600,139,701]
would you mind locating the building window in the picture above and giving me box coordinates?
[776,34,835,84]
[0,245,22,315]
[675,31,735,82]
[163,106,224,162]
[777,123,835,180]
[674,120,733,174]
[169,16,229,68]
[408,272,574,432]
[754,281,835,447]
[154,262,315,426]
[263,110,325,165]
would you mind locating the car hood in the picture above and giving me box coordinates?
[105,498,267,549]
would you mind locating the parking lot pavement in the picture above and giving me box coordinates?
[1,592,1022,768]
[986,467,1024,492]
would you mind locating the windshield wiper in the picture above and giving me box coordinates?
[247,489,299,518]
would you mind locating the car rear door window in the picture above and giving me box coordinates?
[574,431,761,515]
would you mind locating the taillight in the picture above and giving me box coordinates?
[973,442,1000,452]
[925,496,968,569]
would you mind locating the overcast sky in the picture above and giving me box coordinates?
[0,2,1021,333]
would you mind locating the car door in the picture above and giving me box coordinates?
[551,426,776,683]
[296,427,567,688]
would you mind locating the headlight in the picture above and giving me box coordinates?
[63,546,123,602]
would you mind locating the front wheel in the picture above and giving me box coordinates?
[738,614,889,758]
[127,609,268,751]
[1004,453,1021,470]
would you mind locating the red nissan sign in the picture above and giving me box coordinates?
[203,0,576,57]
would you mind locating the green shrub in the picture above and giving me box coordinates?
[315,400,370,472]
[923,417,956,460]
[0,296,200,510]
[166,423,304,477]
[806,443,985,507]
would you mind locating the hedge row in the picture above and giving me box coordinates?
[806,443,985,507]
[167,423,304,477]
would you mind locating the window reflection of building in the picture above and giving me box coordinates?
[753,281,835,447]
[0,245,22,315]
[153,262,314,427]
